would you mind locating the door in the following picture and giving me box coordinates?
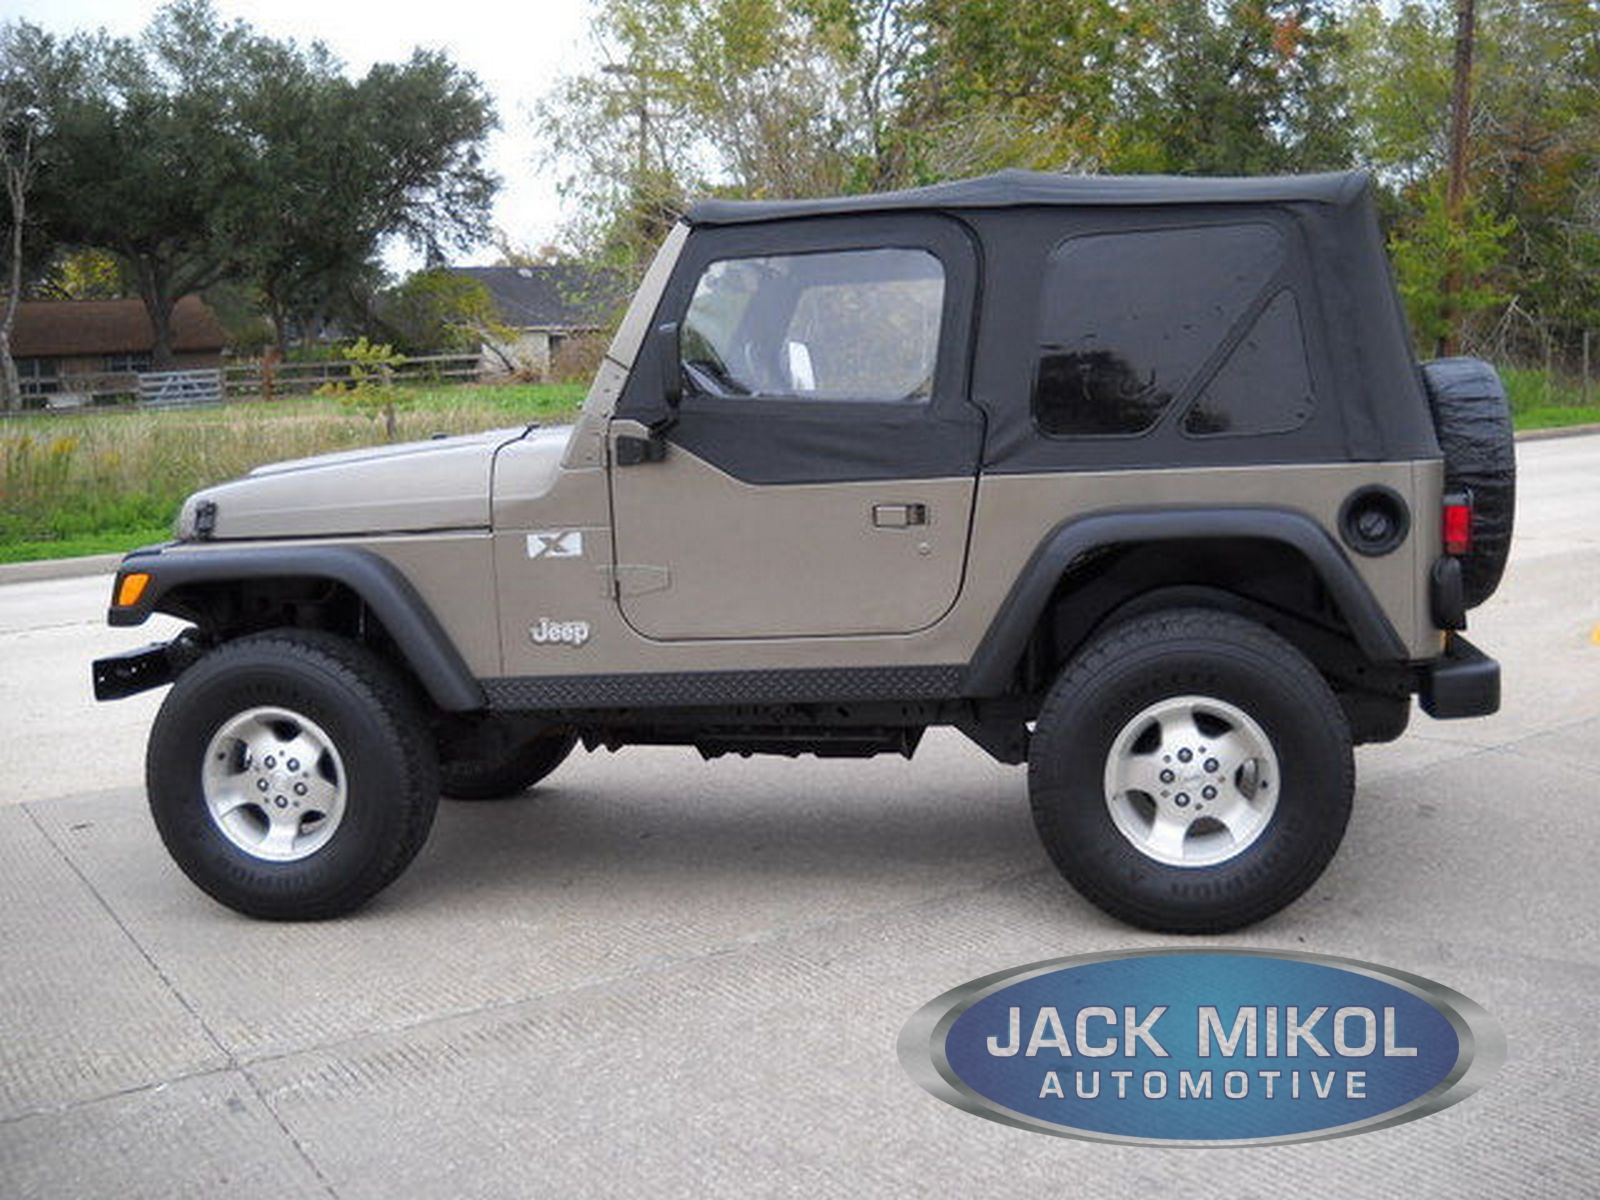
[608,214,983,641]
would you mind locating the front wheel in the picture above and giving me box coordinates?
[146,629,440,920]
[1028,608,1353,933]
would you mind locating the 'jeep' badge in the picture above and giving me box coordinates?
[529,618,590,646]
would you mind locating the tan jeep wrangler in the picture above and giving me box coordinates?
[95,170,1513,932]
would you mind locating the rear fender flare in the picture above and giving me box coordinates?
[960,507,1408,697]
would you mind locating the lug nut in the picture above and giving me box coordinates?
[1175,793,1191,807]
[1177,749,1193,763]
[264,755,276,769]
[274,796,288,808]
[287,758,300,771]
[1202,785,1217,800]
[1160,769,1175,783]
[256,779,269,792]
[293,782,307,796]
[1204,758,1219,773]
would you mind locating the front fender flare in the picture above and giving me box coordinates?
[960,507,1409,698]
[109,544,486,711]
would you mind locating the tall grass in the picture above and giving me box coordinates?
[1498,366,1600,428]
[0,382,585,557]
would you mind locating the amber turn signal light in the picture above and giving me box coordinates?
[115,572,151,608]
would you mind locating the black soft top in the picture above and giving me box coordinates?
[686,169,1372,226]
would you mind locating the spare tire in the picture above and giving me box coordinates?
[1420,358,1515,608]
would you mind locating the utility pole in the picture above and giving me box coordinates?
[1440,0,1476,358]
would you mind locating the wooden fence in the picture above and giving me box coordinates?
[224,354,481,397]
[3,352,485,416]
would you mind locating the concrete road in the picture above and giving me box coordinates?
[2,436,1597,1198]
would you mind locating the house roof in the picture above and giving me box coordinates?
[686,168,1371,225]
[449,265,627,331]
[10,295,226,359]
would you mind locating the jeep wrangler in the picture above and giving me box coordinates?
[94,170,1513,933]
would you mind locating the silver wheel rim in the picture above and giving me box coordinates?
[1102,694,1280,868]
[201,706,347,862]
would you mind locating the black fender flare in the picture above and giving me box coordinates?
[109,544,486,711]
[960,507,1409,697]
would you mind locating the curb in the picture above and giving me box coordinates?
[0,553,125,585]
[1514,422,1600,442]
[1,425,1595,588]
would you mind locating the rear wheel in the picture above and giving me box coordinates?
[146,630,439,920]
[1029,608,1352,933]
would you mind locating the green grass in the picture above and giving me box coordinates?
[1499,366,1600,430]
[0,526,173,565]
[0,381,584,565]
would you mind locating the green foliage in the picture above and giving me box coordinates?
[381,270,511,355]
[20,1,497,364]
[1116,1,1353,175]
[318,337,410,441]
[42,246,129,298]
[1389,182,1516,350]
[0,382,586,561]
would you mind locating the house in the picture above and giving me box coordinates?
[10,295,227,404]
[448,265,625,380]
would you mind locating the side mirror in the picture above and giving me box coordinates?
[656,321,681,410]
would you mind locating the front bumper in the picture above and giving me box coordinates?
[1418,633,1500,719]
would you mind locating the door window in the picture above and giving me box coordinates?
[680,248,944,403]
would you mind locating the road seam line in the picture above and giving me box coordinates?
[17,801,342,1197]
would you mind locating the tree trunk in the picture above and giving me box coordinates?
[1,149,29,413]
[130,256,181,370]
[149,296,177,370]
[0,327,20,413]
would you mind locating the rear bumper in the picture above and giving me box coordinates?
[1418,633,1500,719]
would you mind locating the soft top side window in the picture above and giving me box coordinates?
[680,248,945,403]
[1031,223,1287,437]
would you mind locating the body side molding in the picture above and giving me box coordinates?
[961,506,1410,697]
[110,545,486,711]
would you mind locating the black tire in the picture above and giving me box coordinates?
[1028,608,1353,934]
[146,629,440,920]
[1421,357,1516,608]
[440,732,577,801]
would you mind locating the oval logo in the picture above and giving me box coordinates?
[898,949,1504,1146]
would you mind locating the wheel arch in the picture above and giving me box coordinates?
[960,507,1409,699]
[110,545,486,712]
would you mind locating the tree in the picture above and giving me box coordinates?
[1389,179,1514,348]
[242,46,497,352]
[36,3,275,368]
[898,0,1144,177]
[1115,1,1352,175]
[379,269,513,361]
[36,1,498,366]
[536,0,895,264]
[1341,0,1600,352]
[0,22,82,410]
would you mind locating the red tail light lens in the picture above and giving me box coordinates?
[1442,492,1472,556]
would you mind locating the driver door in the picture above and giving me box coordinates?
[607,215,983,641]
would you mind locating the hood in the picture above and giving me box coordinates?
[177,427,529,541]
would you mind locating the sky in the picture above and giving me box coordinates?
[7,0,600,270]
